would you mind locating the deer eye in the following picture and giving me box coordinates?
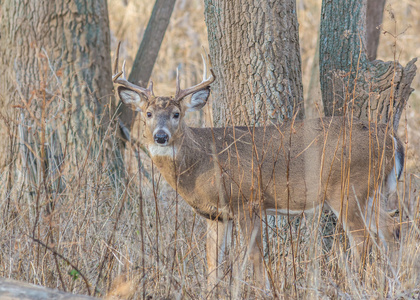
[173,113,180,119]
[146,112,152,118]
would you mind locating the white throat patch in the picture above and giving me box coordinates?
[148,145,177,158]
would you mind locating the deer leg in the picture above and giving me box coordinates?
[238,211,266,288]
[327,198,369,264]
[206,219,230,289]
[329,194,398,264]
[367,197,399,258]
[359,194,400,261]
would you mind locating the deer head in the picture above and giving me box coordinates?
[112,43,215,149]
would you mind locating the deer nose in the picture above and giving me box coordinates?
[154,130,169,145]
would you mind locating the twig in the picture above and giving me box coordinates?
[28,235,92,296]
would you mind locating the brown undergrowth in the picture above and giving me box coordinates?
[0,0,418,299]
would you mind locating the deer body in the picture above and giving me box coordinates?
[149,119,400,221]
[112,46,403,289]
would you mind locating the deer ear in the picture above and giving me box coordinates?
[118,86,147,111]
[183,88,210,112]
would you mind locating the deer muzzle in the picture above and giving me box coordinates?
[154,130,169,145]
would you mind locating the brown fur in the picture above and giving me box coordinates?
[117,82,401,290]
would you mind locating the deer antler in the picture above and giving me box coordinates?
[112,42,154,98]
[174,53,215,102]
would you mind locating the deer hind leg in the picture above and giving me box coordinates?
[365,196,399,258]
[327,197,370,263]
[206,219,231,290]
[328,194,398,264]
[237,210,266,288]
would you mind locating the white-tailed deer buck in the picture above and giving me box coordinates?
[113,45,403,288]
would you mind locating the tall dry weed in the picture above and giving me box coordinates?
[0,0,418,299]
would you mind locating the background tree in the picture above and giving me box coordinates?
[0,0,115,149]
[320,0,417,130]
[204,0,304,127]
[0,0,123,189]
[366,0,387,61]
[0,0,120,292]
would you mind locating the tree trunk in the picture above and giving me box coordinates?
[320,0,417,131]
[0,0,130,208]
[0,1,125,293]
[366,0,386,61]
[0,0,115,146]
[204,0,304,127]
[204,1,304,293]
[117,0,176,135]
[0,0,122,183]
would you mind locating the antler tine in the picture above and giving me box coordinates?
[112,43,154,98]
[147,80,155,96]
[113,41,121,76]
[174,55,215,102]
[175,67,181,99]
[201,46,210,81]
[122,60,127,79]
[201,54,207,81]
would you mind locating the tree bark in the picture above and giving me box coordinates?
[0,0,123,181]
[117,0,176,134]
[320,0,417,131]
[0,0,128,200]
[0,1,125,293]
[204,0,304,127]
[366,0,386,61]
[0,0,115,146]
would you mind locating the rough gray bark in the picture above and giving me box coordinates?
[0,278,96,300]
[320,0,417,131]
[204,0,304,127]
[118,0,176,134]
[0,0,115,147]
[0,0,124,187]
[366,0,386,61]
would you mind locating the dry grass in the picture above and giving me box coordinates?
[0,0,419,299]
